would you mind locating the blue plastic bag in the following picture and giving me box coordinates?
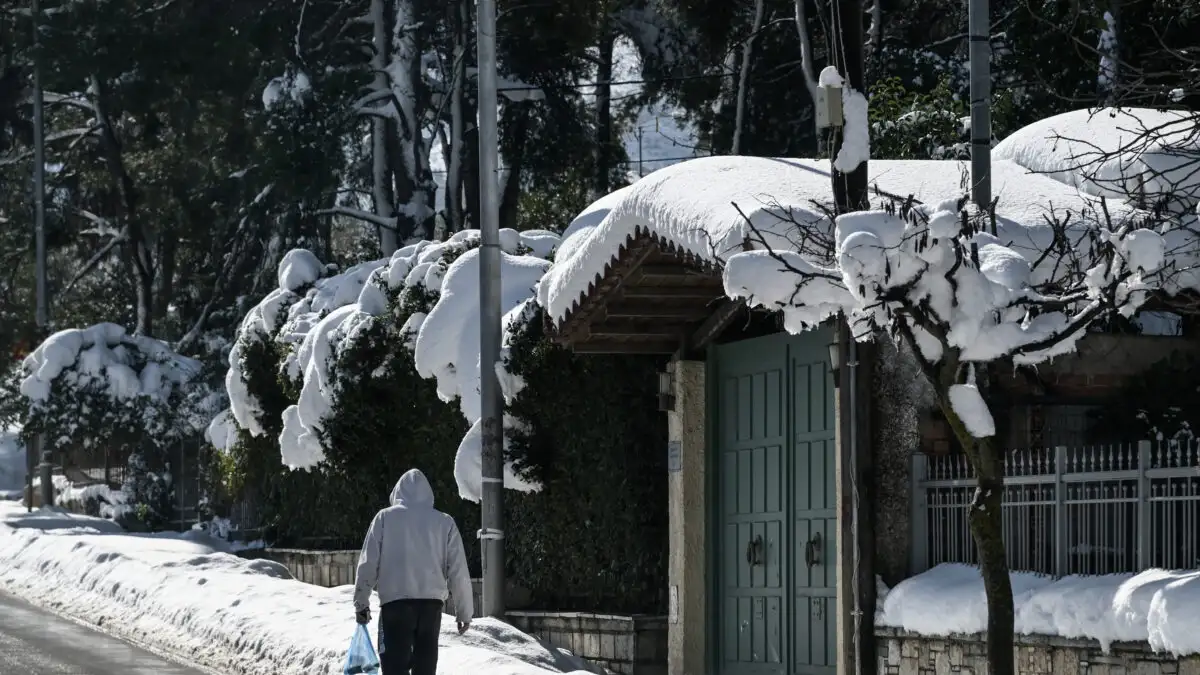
[343,624,381,675]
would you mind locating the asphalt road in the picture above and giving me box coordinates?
[0,590,215,675]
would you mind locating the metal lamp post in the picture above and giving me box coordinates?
[475,0,504,617]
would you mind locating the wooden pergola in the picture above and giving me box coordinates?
[546,226,746,356]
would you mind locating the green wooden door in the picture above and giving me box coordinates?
[712,329,836,675]
[789,335,837,675]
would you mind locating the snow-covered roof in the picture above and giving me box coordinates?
[539,155,1141,328]
[994,107,1200,213]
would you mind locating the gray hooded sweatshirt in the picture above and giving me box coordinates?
[353,469,474,623]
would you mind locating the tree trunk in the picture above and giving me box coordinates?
[935,357,1015,675]
[155,226,176,329]
[446,0,470,233]
[391,0,434,242]
[731,0,766,155]
[371,0,399,254]
[88,75,155,337]
[499,103,532,231]
[464,122,481,230]
[594,26,614,196]
[969,437,1015,675]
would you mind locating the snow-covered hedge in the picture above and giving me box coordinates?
[215,227,669,611]
[218,229,559,500]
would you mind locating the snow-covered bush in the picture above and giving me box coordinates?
[19,323,212,453]
[17,323,219,526]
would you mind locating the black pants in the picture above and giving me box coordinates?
[378,599,443,675]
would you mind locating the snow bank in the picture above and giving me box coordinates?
[0,502,595,675]
[880,563,1200,656]
[224,229,559,500]
[56,480,131,520]
[994,107,1200,214]
[19,323,201,404]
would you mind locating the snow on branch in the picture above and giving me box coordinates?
[723,192,1190,372]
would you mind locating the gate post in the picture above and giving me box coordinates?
[909,453,928,574]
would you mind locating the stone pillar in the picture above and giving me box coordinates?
[667,360,706,675]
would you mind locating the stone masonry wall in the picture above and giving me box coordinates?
[878,628,1199,675]
[506,612,668,675]
[244,548,359,587]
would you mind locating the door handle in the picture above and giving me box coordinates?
[745,534,765,566]
[804,532,822,569]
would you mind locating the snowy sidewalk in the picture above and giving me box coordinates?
[0,502,595,675]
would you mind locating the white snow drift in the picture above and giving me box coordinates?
[880,563,1200,656]
[0,502,595,675]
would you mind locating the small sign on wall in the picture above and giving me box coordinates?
[669,585,679,624]
[667,441,682,473]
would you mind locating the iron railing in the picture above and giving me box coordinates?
[912,440,1200,576]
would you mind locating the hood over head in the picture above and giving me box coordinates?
[391,468,435,508]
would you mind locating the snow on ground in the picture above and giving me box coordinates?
[0,502,595,675]
[879,563,1200,656]
[994,107,1200,215]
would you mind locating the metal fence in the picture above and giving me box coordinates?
[912,441,1200,577]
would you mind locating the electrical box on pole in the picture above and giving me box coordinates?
[815,83,844,130]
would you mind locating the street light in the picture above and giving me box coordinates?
[657,368,676,412]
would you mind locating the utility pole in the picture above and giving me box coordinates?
[824,1,874,674]
[828,0,868,214]
[968,0,992,207]
[30,0,53,510]
[475,0,505,618]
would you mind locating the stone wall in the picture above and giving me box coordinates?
[506,612,668,675]
[872,339,933,586]
[242,548,359,587]
[878,628,1198,675]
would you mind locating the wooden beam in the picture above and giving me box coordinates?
[571,340,679,355]
[590,322,687,341]
[686,299,744,354]
[620,286,724,301]
[599,302,714,321]
[629,264,716,284]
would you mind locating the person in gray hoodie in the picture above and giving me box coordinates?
[353,468,474,675]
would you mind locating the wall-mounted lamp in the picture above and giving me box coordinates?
[828,341,841,385]
[658,369,676,412]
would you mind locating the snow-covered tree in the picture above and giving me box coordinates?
[723,192,1195,675]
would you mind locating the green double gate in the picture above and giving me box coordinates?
[711,329,837,675]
